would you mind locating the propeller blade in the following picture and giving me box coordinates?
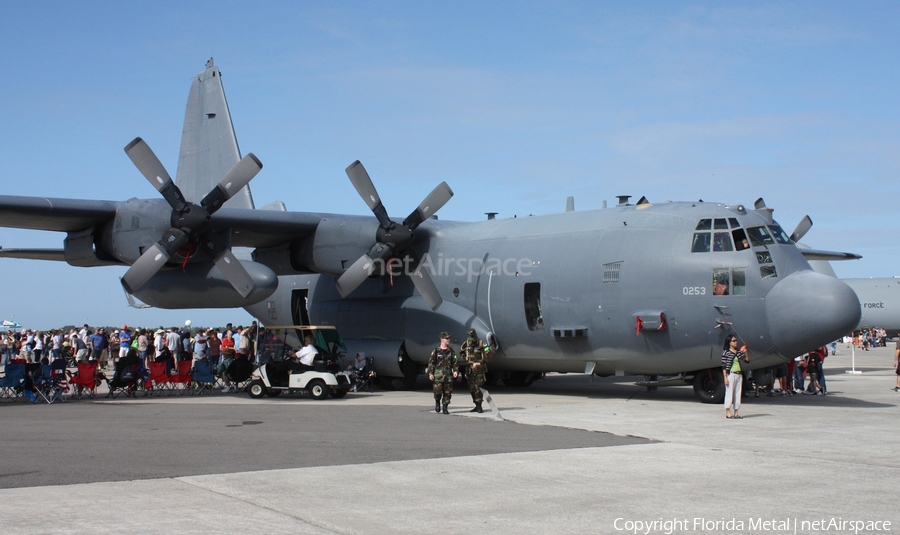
[120,228,186,294]
[346,161,392,229]
[403,181,453,230]
[212,249,256,298]
[790,215,813,243]
[335,254,377,298]
[124,137,186,211]
[411,263,442,310]
[200,153,263,213]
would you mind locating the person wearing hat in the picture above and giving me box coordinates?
[460,328,492,413]
[427,332,459,414]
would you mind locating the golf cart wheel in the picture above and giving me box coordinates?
[330,388,348,399]
[248,380,267,399]
[308,379,328,400]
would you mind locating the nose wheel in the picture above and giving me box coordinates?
[692,369,725,404]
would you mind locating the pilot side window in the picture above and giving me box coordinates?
[732,228,749,251]
[524,283,544,331]
[746,226,775,247]
[767,225,792,244]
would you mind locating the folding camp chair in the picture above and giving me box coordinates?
[145,362,173,396]
[0,363,26,401]
[191,359,216,395]
[170,359,193,395]
[68,362,100,400]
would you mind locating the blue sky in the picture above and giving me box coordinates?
[1,1,898,329]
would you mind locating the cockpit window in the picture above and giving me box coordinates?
[691,233,711,253]
[695,219,712,231]
[767,225,792,244]
[732,229,749,251]
[760,265,778,279]
[714,218,728,230]
[713,232,733,252]
[728,218,740,229]
[746,226,775,247]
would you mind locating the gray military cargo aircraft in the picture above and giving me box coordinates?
[0,60,862,402]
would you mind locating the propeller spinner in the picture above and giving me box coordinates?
[336,161,452,310]
[120,137,262,298]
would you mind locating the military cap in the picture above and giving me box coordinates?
[467,328,476,338]
[439,331,451,339]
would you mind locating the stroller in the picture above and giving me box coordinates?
[349,356,376,393]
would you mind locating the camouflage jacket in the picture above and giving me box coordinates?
[427,347,458,382]
[460,338,492,374]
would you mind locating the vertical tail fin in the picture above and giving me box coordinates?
[175,58,255,209]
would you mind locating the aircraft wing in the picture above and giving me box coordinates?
[211,207,324,248]
[800,249,862,261]
[0,248,66,261]
[0,195,118,232]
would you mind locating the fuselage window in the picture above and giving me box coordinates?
[755,250,772,264]
[767,225,792,244]
[746,226,775,247]
[713,232,734,252]
[524,282,544,331]
[712,268,746,296]
[695,219,712,231]
[760,265,778,279]
[733,268,746,295]
[713,268,730,295]
[732,228,749,250]
[691,233,711,253]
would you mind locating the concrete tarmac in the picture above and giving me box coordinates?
[1,344,898,534]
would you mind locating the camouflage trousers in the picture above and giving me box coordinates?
[433,379,453,405]
[466,372,486,402]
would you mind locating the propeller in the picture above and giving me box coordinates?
[790,215,813,243]
[120,137,262,297]
[336,161,452,310]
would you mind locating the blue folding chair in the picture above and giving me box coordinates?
[0,363,26,401]
[191,360,216,395]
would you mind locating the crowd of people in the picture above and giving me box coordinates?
[1,321,262,395]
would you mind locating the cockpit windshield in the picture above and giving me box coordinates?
[767,224,792,244]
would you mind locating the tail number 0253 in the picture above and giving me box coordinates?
[683,286,706,296]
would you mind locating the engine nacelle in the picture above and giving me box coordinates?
[133,260,277,309]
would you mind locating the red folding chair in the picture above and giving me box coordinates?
[170,360,193,395]
[145,362,173,396]
[68,362,99,400]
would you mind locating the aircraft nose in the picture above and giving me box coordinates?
[766,270,860,358]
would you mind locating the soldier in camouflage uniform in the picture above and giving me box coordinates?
[427,332,458,414]
[460,328,492,413]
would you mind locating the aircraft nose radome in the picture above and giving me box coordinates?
[766,270,861,359]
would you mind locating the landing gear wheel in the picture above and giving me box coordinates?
[330,389,348,399]
[693,368,725,404]
[308,379,328,400]
[248,380,266,399]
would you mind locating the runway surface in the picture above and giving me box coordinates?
[1,344,897,534]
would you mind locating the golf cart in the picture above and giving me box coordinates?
[247,325,352,399]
